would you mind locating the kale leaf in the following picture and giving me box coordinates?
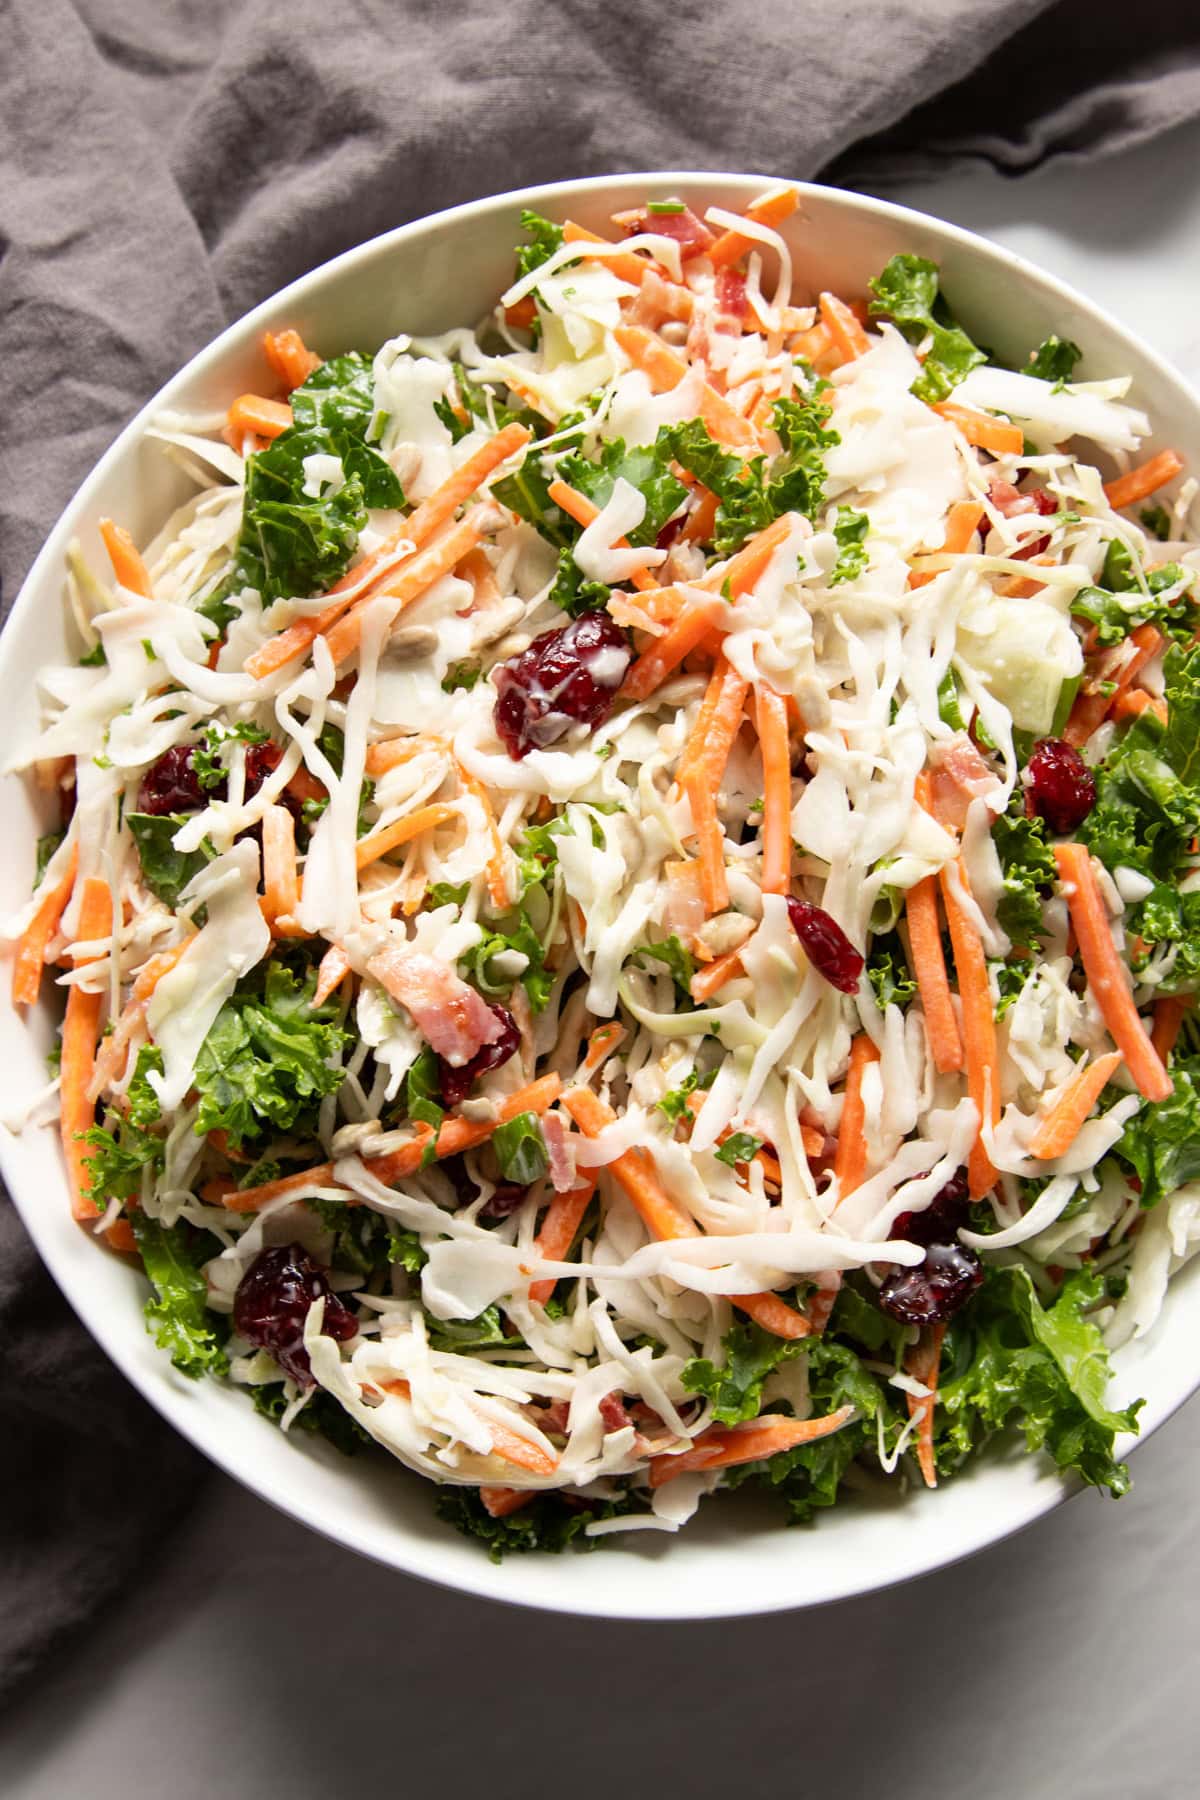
[126,812,217,907]
[1026,334,1082,383]
[867,253,986,403]
[193,962,347,1148]
[133,1214,228,1380]
[681,1322,804,1424]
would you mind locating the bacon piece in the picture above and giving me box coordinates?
[623,206,715,259]
[366,946,505,1066]
[714,269,747,333]
[927,737,997,833]
[542,1110,578,1194]
[599,1391,634,1433]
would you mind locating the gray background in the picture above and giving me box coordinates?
[3,119,1200,1800]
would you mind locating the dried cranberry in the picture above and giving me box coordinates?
[656,512,686,550]
[786,898,864,993]
[1025,737,1096,835]
[137,745,211,814]
[438,1003,521,1107]
[493,611,630,759]
[244,739,282,796]
[878,1241,983,1326]
[893,1170,971,1247]
[479,1182,529,1221]
[233,1243,357,1387]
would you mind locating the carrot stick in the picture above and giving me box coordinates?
[906,876,965,1074]
[561,1085,699,1240]
[363,733,449,777]
[354,801,457,872]
[455,762,510,911]
[728,1290,812,1340]
[98,519,152,597]
[1029,1050,1123,1160]
[245,424,530,678]
[313,943,352,1007]
[322,516,483,667]
[579,1021,626,1077]
[755,685,792,895]
[719,512,797,597]
[818,292,871,362]
[543,477,659,596]
[907,1322,945,1489]
[226,394,293,442]
[613,325,760,449]
[480,1485,536,1518]
[678,660,727,785]
[12,842,78,1008]
[909,500,985,589]
[1104,450,1184,511]
[262,328,321,390]
[1053,842,1173,1102]
[366,1075,564,1187]
[286,765,327,806]
[1112,688,1167,725]
[688,944,746,1003]
[649,1404,856,1487]
[683,485,720,544]
[378,1380,559,1476]
[261,804,299,920]
[562,219,656,288]
[504,296,538,330]
[529,1178,596,1305]
[223,1159,341,1212]
[684,658,748,915]
[621,595,723,699]
[105,1217,138,1256]
[707,186,800,269]
[833,1034,880,1201]
[931,403,1024,458]
[60,876,113,1222]
[939,857,1000,1198]
[1152,995,1189,1063]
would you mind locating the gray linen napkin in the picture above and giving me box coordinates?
[1,0,1197,1705]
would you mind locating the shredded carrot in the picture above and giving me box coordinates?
[683,658,748,916]
[909,501,985,589]
[707,186,800,269]
[223,1159,341,1212]
[720,512,797,597]
[545,477,658,595]
[833,1035,880,1201]
[1053,842,1173,1101]
[529,1178,596,1305]
[677,660,726,784]
[98,519,152,597]
[932,403,1024,458]
[1029,1051,1123,1160]
[226,394,293,442]
[104,1217,138,1256]
[755,684,792,895]
[818,291,870,362]
[261,804,300,921]
[244,425,529,679]
[363,733,449,777]
[378,1379,559,1476]
[939,857,1000,1198]
[561,1085,698,1240]
[580,1021,626,1077]
[1152,995,1189,1063]
[649,1404,856,1488]
[60,876,113,1222]
[504,296,538,332]
[12,842,78,1008]
[354,801,457,873]
[613,325,760,449]
[1112,687,1168,725]
[622,595,723,700]
[366,1076,564,1188]
[728,1290,812,1339]
[324,516,484,666]
[313,943,352,1008]
[688,945,746,1003]
[285,765,327,806]
[262,328,321,390]
[480,1485,536,1518]
[1104,450,1185,511]
[905,876,964,1074]
[561,219,655,288]
[907,1323,945,1489]
[446,762,507,910]
[684,485,720,544]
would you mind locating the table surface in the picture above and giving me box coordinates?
[5,121,1200,1800]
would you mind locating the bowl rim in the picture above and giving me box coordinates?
[4,169,1199,1621]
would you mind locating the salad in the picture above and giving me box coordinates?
[8,184,1200,1558]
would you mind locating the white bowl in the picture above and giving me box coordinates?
[3,173,1197,1620]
